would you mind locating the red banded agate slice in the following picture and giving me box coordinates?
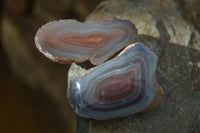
[67,43,158,120]
[35,19,137,65]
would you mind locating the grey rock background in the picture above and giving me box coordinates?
[0,0,200,133]
[84,0,200,133]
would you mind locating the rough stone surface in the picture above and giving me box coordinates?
[68,0,200,132]
[1,0,200,132]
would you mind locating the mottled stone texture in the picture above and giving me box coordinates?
[1,0,200,132]
[70,0,200,132]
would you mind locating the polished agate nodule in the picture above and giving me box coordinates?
[35,19,137,65]
[67,43,158,120]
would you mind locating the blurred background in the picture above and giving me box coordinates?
[1,0,200,133]
[0,0,102,133]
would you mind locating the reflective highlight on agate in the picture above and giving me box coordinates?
[35,19,137,65]
[67,43,158,120]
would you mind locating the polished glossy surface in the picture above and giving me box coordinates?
[35,19,137,65]
[67,43,158,120]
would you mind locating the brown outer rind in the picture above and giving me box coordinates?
[140,79,164,113]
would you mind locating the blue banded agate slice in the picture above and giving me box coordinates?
[67,43,158,120]
[35,19,137,65]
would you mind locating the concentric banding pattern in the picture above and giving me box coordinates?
[67,43,158,119]
[35,19,137,65]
